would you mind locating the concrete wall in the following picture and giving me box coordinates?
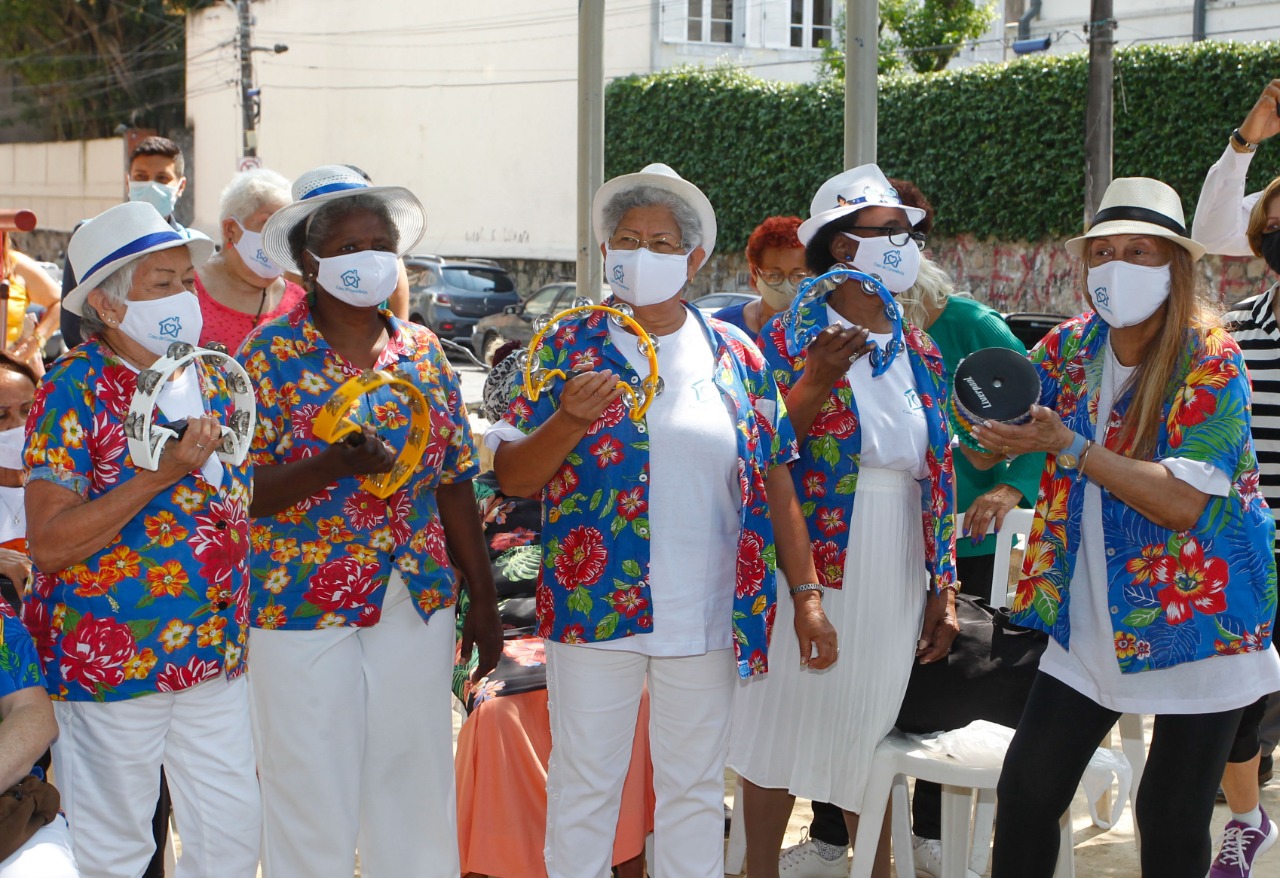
[0,138,124,233]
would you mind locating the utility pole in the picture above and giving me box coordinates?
[576,0,605,295]
[844,0,878,168]
[1083,0,1114,224]
[238,0,257,158]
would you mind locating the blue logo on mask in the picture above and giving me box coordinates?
[882,249,902,269]
[158,317,182,339]
[256,249,268,263]
[341,269,361,289]
[1093,286,1109,309]
[612,265,625,283]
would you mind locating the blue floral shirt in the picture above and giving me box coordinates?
[0,603,43,700]
[758,297,958,594]
[502,302,798,678]
[240,303,479,631]
[1012,314,1276,672]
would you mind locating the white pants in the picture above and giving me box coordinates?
[0,814,78,878]
[248,574,458,878]
[544,644,737,878]
[51,675,260,878]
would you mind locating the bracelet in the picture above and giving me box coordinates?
[1231,128,1258,153]
[788,582,824,598]
[1077,438,1096,479]
[938,582,960,595]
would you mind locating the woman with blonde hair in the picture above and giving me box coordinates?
[975,177,1280,878]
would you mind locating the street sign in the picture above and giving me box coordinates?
[238,155,263,172]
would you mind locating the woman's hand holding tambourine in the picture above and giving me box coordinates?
[558,370,625,430]
[970,405,1074,458]
[325,424,396,479]
[154,413,222,485]
[803,324,870,389]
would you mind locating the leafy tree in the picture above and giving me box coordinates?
[819,0,997,77]
[0,0,216,141]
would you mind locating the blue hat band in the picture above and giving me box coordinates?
[82,230,185,282]
[302,180,368,200]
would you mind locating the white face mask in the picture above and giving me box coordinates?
[605,248,689,307]
[0,426,24,471]
[128,181,181,219]
[232,220,282,280]
[756,276,798,311]
[843,232,922,294]
[309,250,400,307]
[1086,260,1172,328]
[118,291,204,356]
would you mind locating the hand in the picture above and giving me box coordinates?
[962,484,1023,544]
[558,370,624,429]
[326,423,396,479]
[462,593,504,683]
[0,548,31,593]
[916,588,959,664]
[1239,78,1280,145]
[971,405,1072,458]
[9,315,44,380]
[793,591,838,670]
[802,324,870,389]
[155,413,221,484]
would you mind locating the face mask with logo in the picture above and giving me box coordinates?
[309,250,400,307]
[0,426,24,471]
[232,220,283,280]
[118,290,203,356]
[128,181,181,219]
[843,232,922,294]
[1261,230,1280,276]
[605,247,689,307]
[1086,260,1172,328]
[756,276,798,311]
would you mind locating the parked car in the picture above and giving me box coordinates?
[1002,311,1069,351]
[694,291,758,318]
[471,281,605,364]
[405,255,520,341]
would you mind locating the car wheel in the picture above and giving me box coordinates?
[483,333,509,366]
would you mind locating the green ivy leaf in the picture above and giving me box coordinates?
[127,618,159,642]
[622,558,642,578]
[294,601,322,618]
[595,612,620,640]
[1122,607,1161,628]
[567,587,594,617]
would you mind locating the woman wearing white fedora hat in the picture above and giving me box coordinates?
[967,177,1280,877]
[728,164,960,878]
[240,165,502,878]
[20,200,260,877]
[489,162,835,878]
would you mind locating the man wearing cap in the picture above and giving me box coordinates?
[23,201,260,877]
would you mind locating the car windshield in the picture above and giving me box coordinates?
[442,267,515,293]
[406,265,440,289]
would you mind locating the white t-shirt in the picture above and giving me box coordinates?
[1039,341,1280,713]
[486,313,741,655]
[827,308,929,477]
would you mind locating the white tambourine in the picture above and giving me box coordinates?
[123,341,256,471]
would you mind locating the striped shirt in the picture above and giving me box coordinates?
[1225,283,1280,554]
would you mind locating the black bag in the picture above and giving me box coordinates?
[0,774,60,861]
[896,594,1048,735]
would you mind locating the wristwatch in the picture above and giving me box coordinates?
[1056,432,1089,470]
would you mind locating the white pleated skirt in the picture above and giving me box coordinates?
[728,466,927,814]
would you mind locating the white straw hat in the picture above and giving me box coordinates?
[592,163,717,267]
[64,201,214,317]
[1065,177,1205,261]
[260,165,426,274]
[797,164,927,246]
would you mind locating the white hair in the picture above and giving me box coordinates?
[601,185,702,250]
[218,167,291,223]
[80,256,142,336]
[897,256,969,328]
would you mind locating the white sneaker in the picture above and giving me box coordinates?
[912,834,981,878]
[778,830,850,877]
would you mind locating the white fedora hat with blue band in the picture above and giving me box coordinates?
[260,165,426,275]
[797,164,927,246]
[64,201,215,317]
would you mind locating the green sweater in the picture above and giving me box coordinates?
[926,296,1045,558]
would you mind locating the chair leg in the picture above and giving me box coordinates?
[890,776,914,878]
[725,774,746,875]
[1053,809,1075,878]
[968,786,997,875]
[849,762,896,878]
[1118,713,1146,852]
[938,784,973,878]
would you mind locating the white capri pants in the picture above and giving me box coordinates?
[544,643,737,878]
[248,572,458,878]
[51,675,260,878]
[0,814,79,878]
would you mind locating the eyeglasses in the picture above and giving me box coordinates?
[757,269,812,285]
[608,234,686,256]
[847,226,927,250]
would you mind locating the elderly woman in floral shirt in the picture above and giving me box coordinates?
[489,164,835,878]
[23,201,259,877]
[973,178,1280,878]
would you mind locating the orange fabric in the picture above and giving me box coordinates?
[456,689,655,878]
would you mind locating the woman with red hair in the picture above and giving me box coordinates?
[712,216,810,337]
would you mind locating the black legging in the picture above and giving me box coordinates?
[992,672,1244,877]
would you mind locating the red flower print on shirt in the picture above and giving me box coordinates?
[585,398,627,436]
[817,507,846,536]
[610,585,649,618]
[302,557,383,611]
[590,435,624,468]
[810,397,858,439]
[735,530,767,599]
[553,526,608,587]
[803,470,827,498]
[616,487,647,521]
[812,540,846,588]
[343,491,387,531]
[155,656,220,693]
[59,613,138,694]
[547,465,580,504]
[1152,537,1229,624]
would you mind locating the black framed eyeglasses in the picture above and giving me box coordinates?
[847,225,927,250]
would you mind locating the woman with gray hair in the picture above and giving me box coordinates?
[194,167,305,352]
[21,200,260,876]
[488,163,835,878]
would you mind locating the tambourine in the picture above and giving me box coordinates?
[783,266,905,377]
[947,347,1041,451]
[519,298,661,421]
[124,342,256,471]
[311,369,431,500]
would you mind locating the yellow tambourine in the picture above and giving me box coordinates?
[311,369,431,499]
[520,300,661,421]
